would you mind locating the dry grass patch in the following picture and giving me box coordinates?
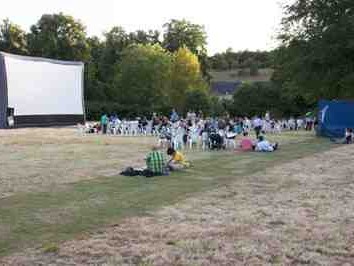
[0,128,311,199]
[2,143,353,265]
[0,127,156,198]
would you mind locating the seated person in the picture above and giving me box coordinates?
[255,136,278,152]
[239,132,255,151]
[145,146,168,175]
[167,147,190,171]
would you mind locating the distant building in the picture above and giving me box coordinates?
[211,81,242,99]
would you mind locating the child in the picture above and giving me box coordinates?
[167,147,190,171]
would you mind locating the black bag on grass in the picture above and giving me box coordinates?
[142,169,154,178]
[120,167,140,176]
[120,167,155,178]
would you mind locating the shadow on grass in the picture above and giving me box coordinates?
[0,137,335,257]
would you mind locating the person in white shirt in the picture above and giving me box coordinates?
[265,111,270,121]
[255,136,278,152]
[345,128,353,144]
[296,118,304,130]
[253,116,263,138]
[288,118,296,130]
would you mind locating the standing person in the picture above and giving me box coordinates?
[244,117,251,133]
[152,113,160,136]
[265,111,270,121]
[297,118,303,130]
[197,110,204,119]
[305,116,313,131]
[170,109,179,123]
[190,110,197,122]
[186,110,193,121]
[253,116,263,138]
[100,113,108,134]
[345,128,353,144]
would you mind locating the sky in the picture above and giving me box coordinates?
[0,0,288,55]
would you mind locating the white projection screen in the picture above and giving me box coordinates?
[5,55,84,115]
[0,52,85,128]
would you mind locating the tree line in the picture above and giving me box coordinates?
[209,49,273,72]
[231,0,354,118]
[1,0,353,119]
[0,15,212,118]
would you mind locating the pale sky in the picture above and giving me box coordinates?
[0,0,288,55]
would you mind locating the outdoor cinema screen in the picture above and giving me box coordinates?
[4,54,84,116]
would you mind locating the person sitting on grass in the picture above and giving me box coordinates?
[255,135,278,152]
[145,146,168,176]
[167,147,190,171]
[239,132,255,151]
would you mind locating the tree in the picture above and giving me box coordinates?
[274,0,354,101]
[171,47,209,112]
[208,53,229,70]
[250,63,259,76]
[232,82,306,118]
[209,96,227,117]
[163,19,209,79]
[98,26,130,85]
[28,13,90,61]
[185,89,211,114]
[0,19,28,55]
[113,44,173,114]
[163,19,207,55]
[85,37,107,101]
[128,30,160,45]
[208,50,272,71]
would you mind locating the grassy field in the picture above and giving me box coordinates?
[0,128,336,260]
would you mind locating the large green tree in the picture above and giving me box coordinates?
[28,13,90,61]
[113,44,173,114]
[163,19,207,55]
[185,89,211,114]
[85,37,108,101]
[128,30,160,46]
[163,19,210,79]
[274,0,354,101]
[100,26,129,78]
[171,47,209,112]
[232,82,307,118]
[0,19,28,55]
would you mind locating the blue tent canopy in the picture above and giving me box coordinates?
[317,100,354,138]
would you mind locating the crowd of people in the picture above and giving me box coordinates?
[79,110,314,176]
[120,129,280,177]
[76,109,354,177]
[79,109,315,151]
[77,109,318,177]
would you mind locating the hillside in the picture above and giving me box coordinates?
[210,68,273,83]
